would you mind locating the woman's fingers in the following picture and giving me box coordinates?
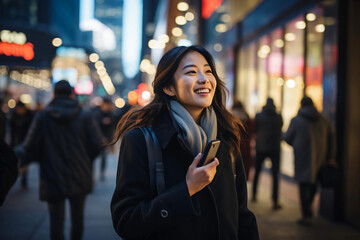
[190,153,202,168]
[204,157,219,169]
[186,156,219,196]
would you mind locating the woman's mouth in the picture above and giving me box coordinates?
[194,88,210,94]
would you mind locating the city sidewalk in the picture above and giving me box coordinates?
[1,152,360,240]
[0,152,120,240]
[248,169,360,240]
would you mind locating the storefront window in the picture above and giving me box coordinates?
[215,48,234,108]
[235,4,337,179]
[237,42,257,118]
[268,28,284,109]
[305,7,324,111]
[282,15,305,131]
[322,1,338,124]
[256,35,270,111]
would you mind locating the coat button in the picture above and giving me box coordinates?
[160,210,168,218]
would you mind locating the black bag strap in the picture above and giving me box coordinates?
[140,127,165,195]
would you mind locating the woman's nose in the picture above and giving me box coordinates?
[197,72,209,83]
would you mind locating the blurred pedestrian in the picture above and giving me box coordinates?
[20,80,103,240]
[284,96,335,226]
[95,97,116,180]
[0,98,6,139]
[232,99,254,180]
[0,138,18,206]
[35,101,43,113]
[10,100,33,188]
[252,98,283,210]
[111,45,259,240]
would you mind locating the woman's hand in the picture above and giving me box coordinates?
[186,153,219,196]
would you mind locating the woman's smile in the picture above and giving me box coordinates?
[164,51,217,121]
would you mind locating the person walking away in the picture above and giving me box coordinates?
[10,101,33,188]
[20,80,103,240]
[283,96,334,226]
[0,138,18,206]
[252,98,283,210]
[0,98,6,140]
[96,97,116,180]
[232,100,254,180]
[111,45,259,240]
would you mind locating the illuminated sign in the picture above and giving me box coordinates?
[0,26,56,68]
[0,30,35,60]
[202,0,223,19]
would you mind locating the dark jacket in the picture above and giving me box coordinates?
[111,109,259,240]
[283,106,334,183]
[23,97,103,201]
[0,109,6,139]
[10,109,33,147]
[95,109,116,143]
[255,104,283,154]
[0,138,18,205]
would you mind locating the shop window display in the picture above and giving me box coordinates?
[268,28,284,110]
[256,35,270,112]
[282,15,305,131]
[237,42,257,118]
[305,7,324,111]
[235,6,331,179]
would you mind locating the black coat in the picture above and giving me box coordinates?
[284,106,334,183]
[10,109,34,147]
[255,105,283,154]
[0,138,18,205]
[111,110,259,240]
[23,97,103,201]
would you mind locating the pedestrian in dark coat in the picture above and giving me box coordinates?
[95,97,116,180]
[21,80,103,240]
[10,101,33,188]
[111,46,259,240]
[252,98,283,210]
[0,98,6,139]
[0,138,18,206]
[283,96,334,226]
[232,100,254,181]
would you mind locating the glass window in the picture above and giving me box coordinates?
[268,28,284,109]
[305,7,324,111]
[282,15,305,131]
[281,15,305,178]
[237,42,257,118]
[256,35,270,111]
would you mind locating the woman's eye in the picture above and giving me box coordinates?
[206,69,213,73]
[186,70,196,74]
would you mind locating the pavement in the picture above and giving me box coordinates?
[1,151,360,240]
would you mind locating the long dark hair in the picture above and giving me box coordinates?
[113,45,243,155]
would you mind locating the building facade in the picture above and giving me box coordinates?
[202,0,359,226]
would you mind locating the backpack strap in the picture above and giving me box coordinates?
[140,127,165,195]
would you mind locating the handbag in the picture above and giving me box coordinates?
[317,163,338,188]
[140,127,165,195]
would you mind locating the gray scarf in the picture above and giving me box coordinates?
[170,100,217,157]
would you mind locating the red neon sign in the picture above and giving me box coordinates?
[0,42,35,60]
[202,0,223,19]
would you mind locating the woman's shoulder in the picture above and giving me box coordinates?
[123,127,145,139]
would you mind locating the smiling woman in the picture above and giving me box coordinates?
[162,51,217,123]
[110,45,259,240]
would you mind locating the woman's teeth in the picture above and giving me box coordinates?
[195,89,210,94]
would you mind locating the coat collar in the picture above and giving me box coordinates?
[152,109,178,150]
[152,108,231,175]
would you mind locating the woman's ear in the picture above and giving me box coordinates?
[163,86,176,96]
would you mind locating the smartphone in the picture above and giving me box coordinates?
[198,140,221,167]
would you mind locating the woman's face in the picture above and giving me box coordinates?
[164,51,217,118]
